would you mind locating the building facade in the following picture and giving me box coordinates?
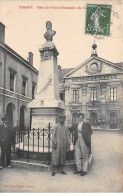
[0,22,38,128]
[60,44,123,130]
[0,21,123,131]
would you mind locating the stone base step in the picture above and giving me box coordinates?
[11,154,93,172]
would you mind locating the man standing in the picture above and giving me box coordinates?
[51,114,70,176]
[73,113,93,176]
[0,115,14,169]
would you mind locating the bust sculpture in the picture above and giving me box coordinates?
[44,21,56,42]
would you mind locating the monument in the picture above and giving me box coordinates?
[28,21,65,129]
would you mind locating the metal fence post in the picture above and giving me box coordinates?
[27,127,30,162]
[23,129,25,158]
[48,123,50,153]
[43,128,44,160]
[48,123,51,164]
[38,128,40,160]
[33,128,35,153]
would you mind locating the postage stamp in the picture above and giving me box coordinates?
[85,4,112,36]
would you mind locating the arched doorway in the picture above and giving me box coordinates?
[110,112,117,129]
[90,112,97,125]
[20,105,26,129]
[72,112,78,124]
[6,103,15,128]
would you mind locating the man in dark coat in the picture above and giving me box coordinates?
[0,115,14,169]
[51,114,70,176]
[73,113,93,176]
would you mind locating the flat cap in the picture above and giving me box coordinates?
[1,115,9,121]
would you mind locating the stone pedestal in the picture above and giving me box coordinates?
[31,108,63,129]
[28,41,65,129]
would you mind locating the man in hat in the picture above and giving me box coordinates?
[0,115,14,169]
[73,113,93,176]
[51,114,70,176]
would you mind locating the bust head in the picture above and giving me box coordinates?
[46,21,52,30]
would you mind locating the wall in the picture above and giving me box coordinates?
[0,46,38,127]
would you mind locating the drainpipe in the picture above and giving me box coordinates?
[3,52,7,115]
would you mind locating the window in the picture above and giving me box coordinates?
[90,112,97,125]
[22,76,28,96]
[10,74,15,91]
[32,83,36,99]
[60,93,64,101]
[32,85,35,99]
[110,88,117,101]
[9,68,16,91]
[73,90,79,103]
[22,80,26,95]
[91,89,97,101]
[72,112,78,124]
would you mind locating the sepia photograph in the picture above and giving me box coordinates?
[0,0,123,193]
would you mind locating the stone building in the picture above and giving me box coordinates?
[0,22,38,128]
[59,43,123,130]
[0,20,123,131]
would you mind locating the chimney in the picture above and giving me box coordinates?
[0,22,5,44]
[28,52,33,66]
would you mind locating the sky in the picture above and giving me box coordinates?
[0,0,122,70]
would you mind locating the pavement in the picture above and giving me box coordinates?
[0,130,123,193]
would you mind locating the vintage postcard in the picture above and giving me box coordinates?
[0,0,123,193]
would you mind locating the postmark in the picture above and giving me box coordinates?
[85,4,112,37]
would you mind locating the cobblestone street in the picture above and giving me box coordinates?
[0,130,123,193]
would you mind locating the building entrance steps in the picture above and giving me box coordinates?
[10,154,93,172]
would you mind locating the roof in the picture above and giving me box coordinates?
[0,43,38,74]
[58,68,73,81]
[115,62,123,68]
[64,56,123,78]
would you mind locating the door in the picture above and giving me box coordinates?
[20,106,25,129]
[110,112,117,129]
[6,103,14,128]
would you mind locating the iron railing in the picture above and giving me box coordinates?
[11,124,75,164]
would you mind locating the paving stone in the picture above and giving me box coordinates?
[0,130,122,192]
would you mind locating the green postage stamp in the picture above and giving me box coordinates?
[85,4,112,36]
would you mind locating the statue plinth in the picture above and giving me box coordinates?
[28,26,65,129]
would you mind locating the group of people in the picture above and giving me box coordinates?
[51,113,93,176]
[0,113,93,175]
